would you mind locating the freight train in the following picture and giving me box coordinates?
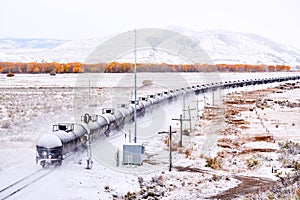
[36,75,300,167]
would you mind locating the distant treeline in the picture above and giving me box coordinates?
[0,62,291,74]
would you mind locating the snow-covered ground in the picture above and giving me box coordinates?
[0,72,299,199]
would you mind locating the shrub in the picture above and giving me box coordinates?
[185,149,191,158]
[206,157,220,170]
[293,162,300,171]
[296,188,300,200]
[7,71,14,77]
[247,157,259,168]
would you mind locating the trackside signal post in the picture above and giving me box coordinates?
[82,113,92,169]
[158,126,176,171]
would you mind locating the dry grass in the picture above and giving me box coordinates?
[296,188,300,200]
[252,135,274,142]
[185,149,191,158]
[226,118,249,125]
[142,80,153,86]
[246,157,259,168]
[177,147,184,154]
[217,143,233,149]
[238,148,276,155]
[239,125,250,129]
[205,157,221,170]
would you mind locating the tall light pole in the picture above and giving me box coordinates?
[134,29,137,143]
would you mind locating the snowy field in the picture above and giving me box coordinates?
[0,72,299,199]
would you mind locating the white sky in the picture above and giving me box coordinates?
[0,0,299,48]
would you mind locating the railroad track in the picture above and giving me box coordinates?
[0,168,54,200]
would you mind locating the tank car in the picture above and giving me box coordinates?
[139,97,151,109]
[147,94,159,105]
[82,114,101,137]
[162,91,172,101]
[155,93,164,103]
[82,114,109,139]
[101,108,118,134]
[168,90,178,99]
[36,134,63,167]
[94,114,109,136]
[129,100,145,117]
[53,123,88,153]
[117,103,134,123]
[36,123,88,167]
[113,109,125,128]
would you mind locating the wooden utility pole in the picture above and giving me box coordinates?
[193,98,203,121]
[212,91,215,106]
[183,106,196,134]
[182,95,186,118]
[158,126,176,171]
[172,114,190,147]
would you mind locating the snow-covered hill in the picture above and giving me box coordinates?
[186,30,300,67]
[0,30,300,67]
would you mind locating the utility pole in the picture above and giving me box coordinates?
[182,95,186,118]
[204,95,208,106]
[172,114,190,147]
[158,126,176,171]
[183,106,196,134]
[88,78,91,101]
[212,91,215,106]
[193,98,203,121]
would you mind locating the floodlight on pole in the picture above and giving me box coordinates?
[134,29,137,143]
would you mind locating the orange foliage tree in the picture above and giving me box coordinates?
[0,62,291,74]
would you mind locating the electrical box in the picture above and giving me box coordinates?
[123,143,145,165]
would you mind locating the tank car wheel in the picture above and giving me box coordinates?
[55,160,62,167]
[104,131,110,137]
[40,161,46,168]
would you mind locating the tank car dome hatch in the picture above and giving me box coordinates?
[37,134,62,148]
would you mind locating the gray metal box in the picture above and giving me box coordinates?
[123,143,145,165]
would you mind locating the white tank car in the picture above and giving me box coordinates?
[101,109,117,134]
[36,133,63,167]
[117,105,133,123]
[139,97,151,109]
[113,109,125,128]
[52,123,88,154]
[95,114,109,136]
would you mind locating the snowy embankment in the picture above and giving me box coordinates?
[0,72,299,199]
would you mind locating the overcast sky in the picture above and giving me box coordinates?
[0,0,299,48]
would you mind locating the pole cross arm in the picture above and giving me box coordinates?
[172,118,191,121]
[158,131,176,135]
[183,108,196,111]
[158,131,169,134]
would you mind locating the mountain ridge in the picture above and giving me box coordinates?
[0,29,299,67]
